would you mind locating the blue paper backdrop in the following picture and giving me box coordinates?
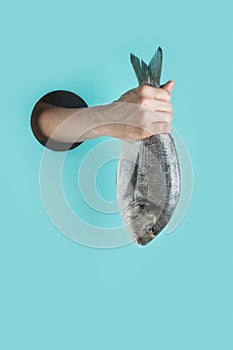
[1,0,232,349]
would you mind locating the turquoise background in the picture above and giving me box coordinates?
[1,0,232,348]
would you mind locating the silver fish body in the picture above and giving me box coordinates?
[117,133,181,245]
[116,47,181,245]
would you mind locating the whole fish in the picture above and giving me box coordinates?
[116,47,181,246]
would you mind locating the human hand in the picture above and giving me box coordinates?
[95,80,175,141]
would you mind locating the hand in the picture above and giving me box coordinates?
[117,80,174,114]
[95,80,175,141]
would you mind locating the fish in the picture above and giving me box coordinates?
[116,47,181,246]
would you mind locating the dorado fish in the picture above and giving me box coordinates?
[116,47,181,246]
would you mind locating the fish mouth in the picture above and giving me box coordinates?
[135,219,161,244]
[137,225,160,245]
[129,223,160,246]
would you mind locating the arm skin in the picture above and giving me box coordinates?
[31,80,175,145]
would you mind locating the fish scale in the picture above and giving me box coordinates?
[116,47,181,246]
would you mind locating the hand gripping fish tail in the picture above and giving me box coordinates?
[116,47,181,246]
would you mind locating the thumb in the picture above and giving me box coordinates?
[160,80,175,93]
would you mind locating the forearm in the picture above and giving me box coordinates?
[31,101,105,144]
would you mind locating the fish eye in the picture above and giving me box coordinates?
[145,224,154,233]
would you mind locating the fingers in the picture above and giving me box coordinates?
[138,97,173,113]
[160,80,175,93]
[144,122,171,135]
[133,83,174,114]
[150,122,171,134]
[155,111,173,122]
[109,81,175,140]
[117,80,175,106]
[136,84,172,101]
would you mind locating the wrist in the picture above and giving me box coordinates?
[76,104,111,140]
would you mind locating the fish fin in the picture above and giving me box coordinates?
[131,153,140,201]
[148,47,163,87]
[140,59,150,85]
[130,53,144,85]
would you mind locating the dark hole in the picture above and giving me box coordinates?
[30,90,88,151]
